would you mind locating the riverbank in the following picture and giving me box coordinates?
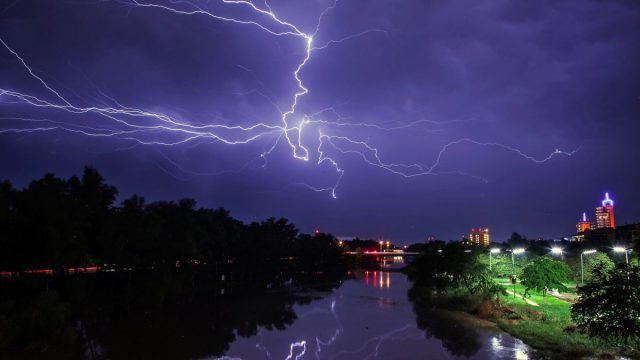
[473,284,637,359]
[408,280,636,359]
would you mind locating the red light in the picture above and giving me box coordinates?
[314,229,320,235]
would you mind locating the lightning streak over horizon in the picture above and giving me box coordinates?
[0,0,578,197]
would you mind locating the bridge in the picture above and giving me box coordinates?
[344,251,419,256]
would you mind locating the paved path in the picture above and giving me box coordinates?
[505,290,540,306]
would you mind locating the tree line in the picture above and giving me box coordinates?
[0,167,344,281]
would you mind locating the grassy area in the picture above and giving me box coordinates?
[486,278,635,359]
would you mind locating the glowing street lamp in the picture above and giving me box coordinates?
[489,248,501,271]
[580,249,597,285]
[613,246,629,264]
[511,248,525,297]
[386,240,390,250]
[551,246,564,260]
[379,240,383,253]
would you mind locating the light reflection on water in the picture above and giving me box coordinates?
[212,271,531,360]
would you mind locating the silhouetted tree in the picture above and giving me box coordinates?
[69,167,118,267]
[507,232,527,247]
[0,181,16,272]
[572,263,640,346]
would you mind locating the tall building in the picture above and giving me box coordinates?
[576,212,591,233]
[595,192,615,229]
[469,228,490,247]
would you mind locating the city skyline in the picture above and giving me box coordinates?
[1,1,640,243]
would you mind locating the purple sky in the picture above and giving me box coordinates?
[1,0,639,243]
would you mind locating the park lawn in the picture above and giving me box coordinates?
[490,280,628,358]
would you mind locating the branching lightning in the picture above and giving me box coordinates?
[333,324,422,360]
[0,0,578,197]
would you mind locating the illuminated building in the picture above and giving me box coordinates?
[595,192,615,229]
[576,212,591,233]
[468,228,490,247]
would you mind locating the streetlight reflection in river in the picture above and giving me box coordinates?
[515,340,529,360]
[363,271,391,288]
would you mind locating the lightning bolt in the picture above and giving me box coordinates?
[284,340,306,360]
[308,300,344,360]
[333,324,422,360]
[0,0,578,197]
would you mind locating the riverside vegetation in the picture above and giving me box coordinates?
[404,240,640,359]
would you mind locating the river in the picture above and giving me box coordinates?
[213,271,532,360]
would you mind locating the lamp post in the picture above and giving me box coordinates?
[613,246,629,264]
[580,249,596,286]
[511,248,525,297]
[379,240,383,253]
[489,248,501,271]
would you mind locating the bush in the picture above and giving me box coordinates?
[571,263,640,347]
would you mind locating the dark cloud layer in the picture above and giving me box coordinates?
[1,0,639,243]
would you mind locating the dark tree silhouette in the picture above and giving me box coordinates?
[572,263,640,346]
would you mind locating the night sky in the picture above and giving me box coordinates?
[1,0,639,243]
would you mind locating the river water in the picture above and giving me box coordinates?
[213,271,532,360]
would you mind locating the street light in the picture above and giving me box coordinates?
[580,249,597,286]
[489,248,501,271]
[511,248,525,297]
[613,246,629,264]
[386,240,390,250]
[379,240,383,252]
[551,246,564,260]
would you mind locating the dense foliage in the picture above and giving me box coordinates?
[403,237,638,357]
[0,167,344,280]
[404,242,499,298]
[572,263,640,347]
[565,252,614,284]
[520,256,569,303]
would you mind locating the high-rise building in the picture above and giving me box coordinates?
[576,212,591,233]
[469,228,490,247]
[595,192,615,229]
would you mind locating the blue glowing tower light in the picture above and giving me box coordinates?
[602,192,614,207]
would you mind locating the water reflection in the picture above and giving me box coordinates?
[216,271,531,359]
[73,271,343,360]
[364,271,391,288]
[50,269,536,360]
